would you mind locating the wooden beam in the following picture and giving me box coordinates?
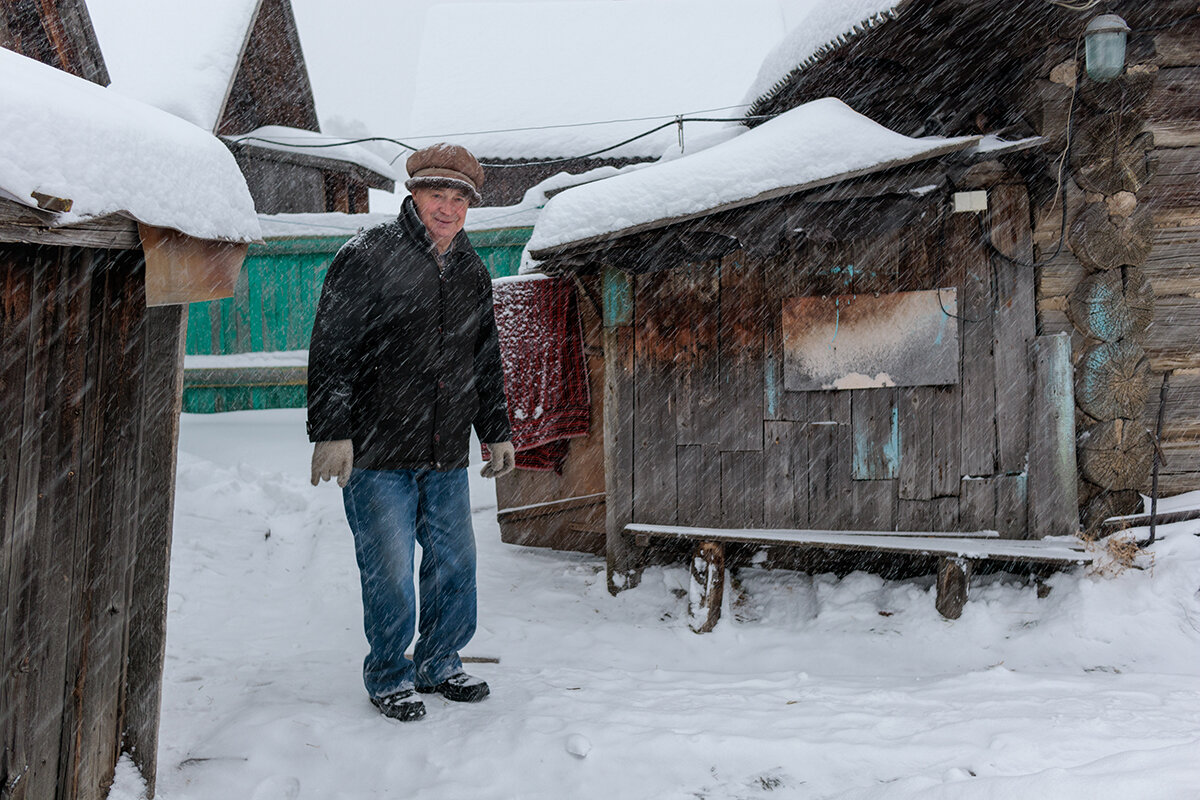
[0,200,139,249]
[1027,334,1079,538]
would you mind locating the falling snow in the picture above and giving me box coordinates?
[122,409,1200,800]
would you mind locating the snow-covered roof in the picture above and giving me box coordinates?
[0,48,260,242]
[87,0,259,130]
[742,0,906,112]
[527,98,977,256]
[226,126,399,180]
[406,0,789,161]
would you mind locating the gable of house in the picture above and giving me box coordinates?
[0,0,108,84]
[87,0,317,135]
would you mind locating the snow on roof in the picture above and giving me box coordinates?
[742,0,905,111]
[87,0,259,130]
[527,97,977,255]
[406,0,788,161]
[0,49,260,242]
[227,126,399,180]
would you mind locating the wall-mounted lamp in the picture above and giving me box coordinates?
[1084,14,1130,82]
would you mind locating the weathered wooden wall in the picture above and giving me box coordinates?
[603,188,1070,580]
[0,243,183,800]
[1035,14,1200,503]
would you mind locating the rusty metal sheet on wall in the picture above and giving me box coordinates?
[782,289,959,391]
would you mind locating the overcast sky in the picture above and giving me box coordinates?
[290,0,822,141]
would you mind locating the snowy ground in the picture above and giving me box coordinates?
[111,408,1200,799]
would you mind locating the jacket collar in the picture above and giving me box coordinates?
[399,195,471,259]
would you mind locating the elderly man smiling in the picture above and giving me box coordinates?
[307,144,514,722]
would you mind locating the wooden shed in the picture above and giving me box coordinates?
[516,1,1200,614]
[739,0,1200,532]
[0,18,259,800]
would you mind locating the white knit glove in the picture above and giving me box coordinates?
[481,441,516,479]
[311,439,353,487]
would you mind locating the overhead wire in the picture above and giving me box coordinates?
[227,111,775,169]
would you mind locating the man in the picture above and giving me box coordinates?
[307,144,515,722]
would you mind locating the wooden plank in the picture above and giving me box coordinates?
[1143,147,1200,211]
[0,200,139,249]
[1153,18,1200,67]
[1028,335,1079,538]
[624,524,1088,564]
[718,251,764,452]
[1144,295,1200,371]
[1,245,50,800]
[603,324,638,592]
[720,450,764,529]
[850,477,896,532]
[989,184,1036,473]
[1142,224,1200,296]
[995,473,1029,540]
[959,476,997,533]
[898,387,933,500]
[948,213,997,476]
[627,524,1001,541]
[806,391,851,530]
[602,266,632,328]
[676,445,721,528]
[72,251,146,797]
[1142,370,1200,440]
[126,305,186,794]
[852,389,899,480]
[0,249,32,794]
[632,272,677,526]
[929,385,962,497]
[675,261,721,444]
[764,421,795,527]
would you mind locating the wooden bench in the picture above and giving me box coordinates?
[625,524,1095,631]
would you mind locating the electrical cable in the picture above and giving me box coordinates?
[984,36,1081,271]
[228,113,777,170]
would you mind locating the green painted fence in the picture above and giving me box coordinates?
[183,226,532,413]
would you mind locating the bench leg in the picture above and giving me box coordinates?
[935,556,971,620]
[688,541,725,633]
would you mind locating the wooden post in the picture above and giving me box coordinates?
[125,304,188,796]
[603,267,639,594]
[935,556,971,620]
[1028,335,1079,538]
[688,541,725,633]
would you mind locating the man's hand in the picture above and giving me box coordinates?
[481,441,515,479]
[311,439,353,487]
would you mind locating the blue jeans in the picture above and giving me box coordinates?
[342,467,476,698]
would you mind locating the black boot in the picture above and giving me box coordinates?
[417,672,490,703]
[371,689,427,721]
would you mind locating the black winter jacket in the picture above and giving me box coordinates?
[306,197,511,470]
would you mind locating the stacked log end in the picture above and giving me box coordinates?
[1064,66,1161,535]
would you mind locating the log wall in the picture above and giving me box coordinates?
[0,243,184,800]
[1036,15,1200,506]
[603,189,1073,582]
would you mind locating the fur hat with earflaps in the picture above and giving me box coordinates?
[404,144,484,205]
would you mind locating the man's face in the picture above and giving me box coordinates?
[411,185,470,249]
